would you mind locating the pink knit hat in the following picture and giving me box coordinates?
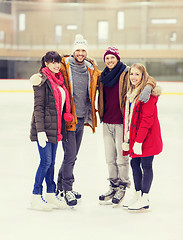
[104,47,120,61]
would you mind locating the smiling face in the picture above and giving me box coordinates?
[73,49,87,64]
[104,54,118,70]
[130,67,142,86]
[45,61,61,75]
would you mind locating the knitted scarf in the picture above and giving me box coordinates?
[122,88,139,151]
[100,61,127,87]
[42,67,73,142]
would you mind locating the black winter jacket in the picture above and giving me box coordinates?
[30,73,67,144]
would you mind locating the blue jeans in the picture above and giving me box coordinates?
[57,118,84,191]
[130,156,154,194]
[32,142,58,195]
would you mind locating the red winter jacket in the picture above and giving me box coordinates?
[123,90,163,158]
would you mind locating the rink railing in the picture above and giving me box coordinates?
[0,79,183,95]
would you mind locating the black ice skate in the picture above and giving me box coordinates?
[112,182,127,206]
[57,190,81,200]
[99,180,118,204]
[64,191,77,206]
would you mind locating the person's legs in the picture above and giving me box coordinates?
[110,124,130,205]
[128,156,154,211]
[114,124,130,186]
[99,124,119,202]
[75,118,85,156]
[61,131,77,191]
[33,142,54,195]
[31,142,57,211]
[45,142,58,193]
[130,157,142,191]
[141,155,154,194]
[103,123,118,180]
[57,118,84,192]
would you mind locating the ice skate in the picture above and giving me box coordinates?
[99,180,118,205]
[122,190,141,209]
[112,182,127,207]
[29,194,53,211]
[57,190,81,200]
[45,193,67,209]
[128,193,150,213]
[64,190,77,207]
[72,191,81,199]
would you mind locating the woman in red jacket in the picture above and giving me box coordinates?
[122,63,163,211]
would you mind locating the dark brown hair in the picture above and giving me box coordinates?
[39,51,62,72]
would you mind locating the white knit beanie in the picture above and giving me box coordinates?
[72,34,88,53]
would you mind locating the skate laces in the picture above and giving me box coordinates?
[72,191,79,195]
[65,191,76,201]
[103,188,115,196]
[114,186,126,199]
[55,194,62,201]
[41,195,48,203]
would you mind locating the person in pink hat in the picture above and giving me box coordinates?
[98,47,156,206]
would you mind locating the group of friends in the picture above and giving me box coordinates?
[29,34,163,212]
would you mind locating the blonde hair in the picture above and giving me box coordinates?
[127,63,149,99]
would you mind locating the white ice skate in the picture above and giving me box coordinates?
[29,194,53,211]
[128,193,151,213]
[122,190,141,209]
[45,193,67,209]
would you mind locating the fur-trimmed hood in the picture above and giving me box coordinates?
[30,73,47,86]
[152,85,161,97]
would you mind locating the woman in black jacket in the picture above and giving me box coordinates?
[29,51,72,211]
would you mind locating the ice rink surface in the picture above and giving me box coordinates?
[0,80,183,240]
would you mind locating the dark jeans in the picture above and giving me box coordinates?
[33,142,58,195]
[57,118,84,191]
[130,155,154,194]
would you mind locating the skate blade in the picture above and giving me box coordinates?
[52,205,68,210]
[67,203,77,209]
[99,200,113,205]
[112,202,122,208]
[27,206,52,212]
[122,205,128,210]
[128,207,151,213]
[68,205,77,210]
[112,197,125,208]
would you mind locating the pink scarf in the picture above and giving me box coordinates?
[42,67,73,141]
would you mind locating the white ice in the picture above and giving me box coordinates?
[0,80,183,240]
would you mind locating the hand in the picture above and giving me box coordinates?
[38,132,48,148]
[133,142,142,155]
[139,85,152,103]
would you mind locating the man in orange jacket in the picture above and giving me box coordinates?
[56,34,101,206]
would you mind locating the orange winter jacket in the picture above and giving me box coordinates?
[60,56,101,133]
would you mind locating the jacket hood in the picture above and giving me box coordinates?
[152,85,161,96]
[30,73,46,86]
